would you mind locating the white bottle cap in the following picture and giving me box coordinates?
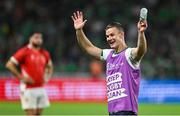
[140,8,148,20]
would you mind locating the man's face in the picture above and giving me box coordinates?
[106,27,124,49]
[30,33,43,48]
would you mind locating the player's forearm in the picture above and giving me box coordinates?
[44,67,53,83]
[6,61,22,80]
[76,29,102,59]
[46,65,53,76]
[76,29,94,51]
[47,60,53,75]
[44,61,53,82]
[136,32,147,59]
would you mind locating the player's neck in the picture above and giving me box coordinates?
[28,44,41,50]
[115,44,128,54]
[33,47,41,50]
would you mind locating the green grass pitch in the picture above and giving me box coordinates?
[0,101,180,115]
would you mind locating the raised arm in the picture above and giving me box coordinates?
[131,21,148,61]
[71,11,102,60]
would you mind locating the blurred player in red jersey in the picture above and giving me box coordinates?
[6,33,53,116]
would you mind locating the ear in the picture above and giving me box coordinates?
[118,31,125,41]
[121,31,124,36]
[119,31,124,37]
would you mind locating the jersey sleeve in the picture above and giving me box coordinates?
[125,48,141,69]
[10,48,26,65]
[100,49,112,61]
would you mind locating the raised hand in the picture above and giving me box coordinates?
[137,20,148,32]
[71,11,87,30]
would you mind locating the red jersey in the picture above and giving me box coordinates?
[12,45,50,88]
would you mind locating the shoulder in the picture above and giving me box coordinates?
[125,48,140,69]
[13,46,30,56]
[17,46,29,52]
[41,49,49,54]
[100,49,113,61]
[10,46,28,64]
[40,49,50,58]
[125,48,133,57]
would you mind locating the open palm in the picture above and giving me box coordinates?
[71,11,87,30]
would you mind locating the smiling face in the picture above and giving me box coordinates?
[106,27,124,49]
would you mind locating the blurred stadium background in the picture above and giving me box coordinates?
[0,0,180,115]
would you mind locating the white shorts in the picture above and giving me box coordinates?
[20,87,50,110]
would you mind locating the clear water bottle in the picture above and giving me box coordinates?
[140,8,148,21]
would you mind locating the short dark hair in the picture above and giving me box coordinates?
[105,22,124,32]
